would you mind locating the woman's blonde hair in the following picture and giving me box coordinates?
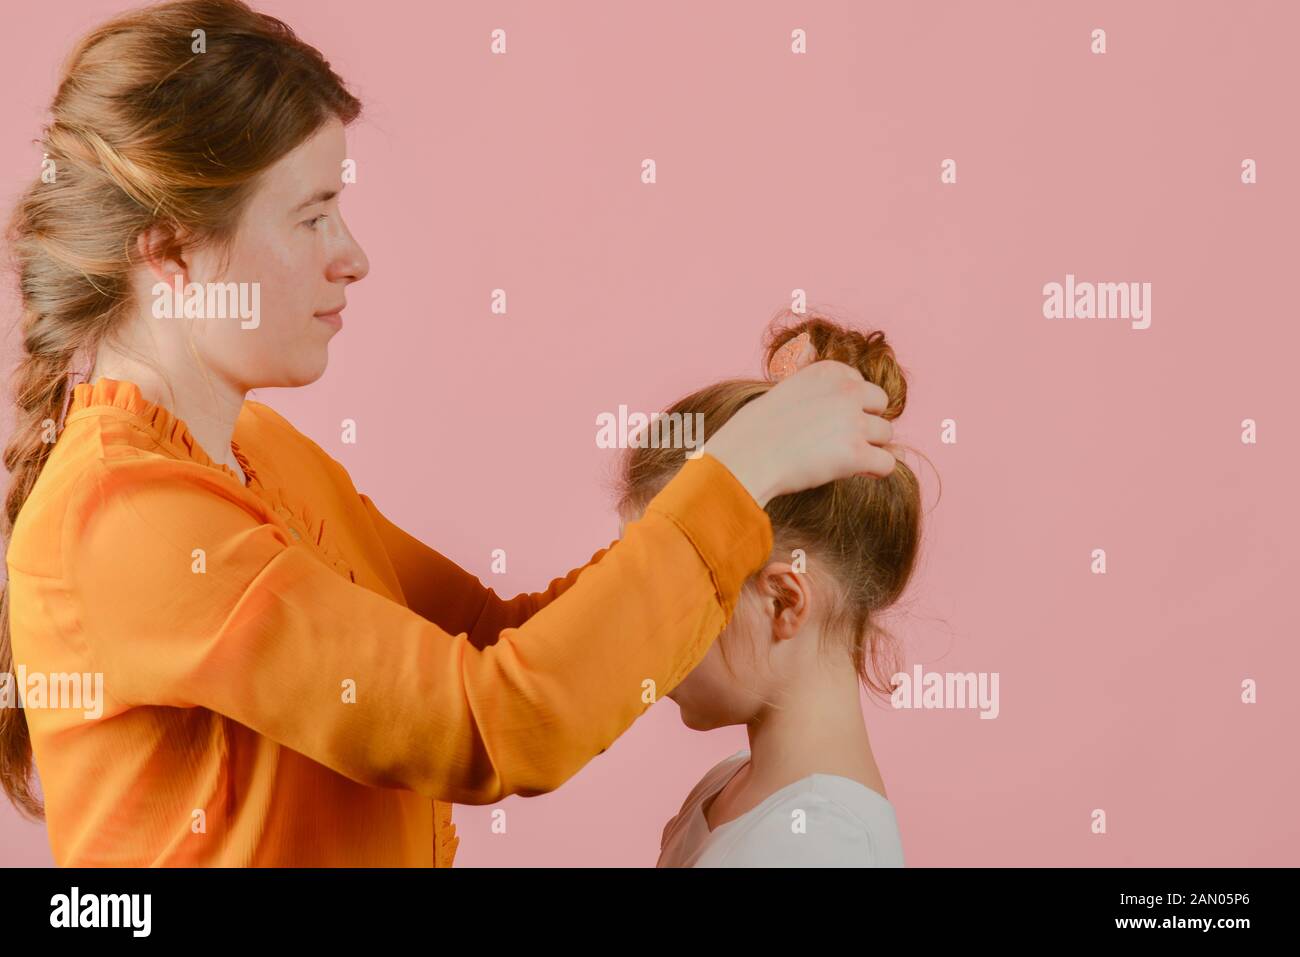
[1,0,361,819]
[617,311,928,701]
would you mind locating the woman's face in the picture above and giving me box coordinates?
[174,117,369,389]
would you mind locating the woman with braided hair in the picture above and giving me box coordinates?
[0,0,898,865]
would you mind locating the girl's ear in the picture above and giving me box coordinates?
[753,562,813,641]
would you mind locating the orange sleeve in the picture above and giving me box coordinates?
[357,491,612,650]
[65,452,772,805]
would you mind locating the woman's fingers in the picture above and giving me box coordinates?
[783,361,900,478]
[862,411,894,447]
[858,442,898,478]
[701,356,904,504]
[851,375,890,415]
[807,359,889,413]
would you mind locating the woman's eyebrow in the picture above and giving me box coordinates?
[291,188,340,212]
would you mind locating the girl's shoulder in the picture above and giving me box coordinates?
[697,770,905,868]
[685,750,751,812]
[659,750,751,852]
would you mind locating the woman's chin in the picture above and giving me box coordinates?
[280,353,330,388]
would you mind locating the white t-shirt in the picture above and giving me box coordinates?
[656,750,905,867]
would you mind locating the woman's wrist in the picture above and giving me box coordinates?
[701,441,774,510]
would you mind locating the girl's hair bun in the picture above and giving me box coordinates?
[762,312,907,420]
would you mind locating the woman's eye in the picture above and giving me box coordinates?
[303,214,327,230]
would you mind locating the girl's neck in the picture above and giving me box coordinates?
[744,663,886,799]
[703,663,886,832]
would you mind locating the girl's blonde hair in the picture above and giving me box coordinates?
[617,311,926,701]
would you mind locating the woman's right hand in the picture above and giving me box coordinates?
[700,360,896,509]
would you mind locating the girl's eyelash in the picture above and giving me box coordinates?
[304,214,327,229]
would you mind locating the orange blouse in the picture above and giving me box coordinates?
[5,377,772,866]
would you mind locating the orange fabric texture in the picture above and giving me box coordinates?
[5,378,773,865]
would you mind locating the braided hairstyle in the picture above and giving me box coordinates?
[1,0,361,819]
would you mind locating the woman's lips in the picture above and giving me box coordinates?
[314,306,344,329]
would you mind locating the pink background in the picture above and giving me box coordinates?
[2,0,1297,866]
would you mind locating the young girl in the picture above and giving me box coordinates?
[617,316,922,867]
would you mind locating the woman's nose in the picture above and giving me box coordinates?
[328,223,370,284]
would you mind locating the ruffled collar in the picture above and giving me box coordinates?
[68,376,258,489]
[255,485,358,582]
[66,376,357,584]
